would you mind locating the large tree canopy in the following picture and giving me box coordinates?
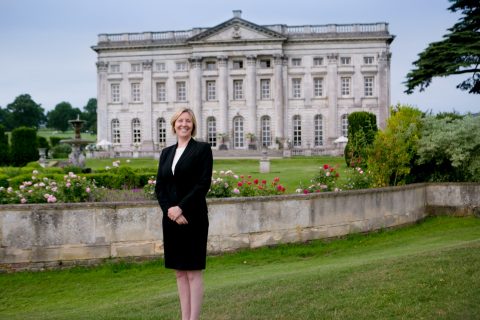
[404,0,480,94]
[5,94,46,129]
[47,102,82,132]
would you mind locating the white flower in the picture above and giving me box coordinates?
[295,188,302,193]
[32,170,39,175]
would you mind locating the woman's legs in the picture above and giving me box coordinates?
[176,270,204,320]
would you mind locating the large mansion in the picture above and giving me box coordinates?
[92,11,394,157]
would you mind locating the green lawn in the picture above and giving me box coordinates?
[37,128,97,142]
[85,156,348,193]
[0,216,479,319]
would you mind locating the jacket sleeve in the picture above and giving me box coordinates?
[155,149,169,214]
[177,143,213,214]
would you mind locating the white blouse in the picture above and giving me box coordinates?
[171,147,186,174]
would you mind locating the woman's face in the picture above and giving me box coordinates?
[174,112,193,139]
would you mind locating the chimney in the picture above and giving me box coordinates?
[233,10,242,18]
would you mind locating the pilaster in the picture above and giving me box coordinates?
[326,53,338,140]
[189,56,203,139]
[246,55,257,136]
[377,50,391,129]
[96,61,108,143]
[273,54,285,141]
[142,60,154,151]
[217,55,229,139]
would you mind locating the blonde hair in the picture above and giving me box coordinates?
[170,108,197,137]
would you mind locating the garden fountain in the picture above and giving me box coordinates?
[60,115,93,168]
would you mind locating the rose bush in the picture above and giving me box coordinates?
[297,164,340,194]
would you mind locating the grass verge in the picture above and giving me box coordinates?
[0,216,479,319]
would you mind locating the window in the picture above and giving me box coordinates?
[157,118,166,145]
[313,57,323,66]
[292,78,302,98]
[207,117,217,147]
[155,62,166,72]
[341,114,348,137]
[340,57,351,65]
[233,60,243,69]
[131,83,141,102]
[364,56,374,65]
[131,63,142,72]
[156,82,166,102]
[110,64,120,73]
[111,83,120,103]
[176,62,187,71]
[233,80,243,100]
[206,80,216,101]
[364,76,374,97]
[341,77,351,96]
[314,115,323,146]
[233,116,244,148]
[205,61,216,70]
[293,115,302,147]
[132,118,142,143]
[314,77,323,97]
[291,58,301,67]
[261,116,271,147]
[111,119,120,144]
[176,81,186,101]
[260,79,270,99]
[260,59,271,68]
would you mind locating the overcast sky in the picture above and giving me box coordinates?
[0,0,478,114]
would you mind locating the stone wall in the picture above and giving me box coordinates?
[0,183,478,271]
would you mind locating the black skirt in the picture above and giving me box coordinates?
[162,215,209,270]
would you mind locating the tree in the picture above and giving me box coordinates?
[367,105,423,187]
[81,98,97,133]
[0,107,13,131]
[404,0,480,94]
[344,112,378,168]
[6,94,46,129]
[47,102,82,131]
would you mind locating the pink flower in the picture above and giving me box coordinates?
[233,188,240,194]
[21,198,27,204]
[47,195,57,203]
[86,187,91,193]
[66,182,71,188]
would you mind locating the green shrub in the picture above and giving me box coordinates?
[0,174,9,188]
[10,127,39,166]
[50,143,71,159]
[49,136,63,147]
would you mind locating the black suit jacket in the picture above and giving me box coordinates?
[155,139,213,223]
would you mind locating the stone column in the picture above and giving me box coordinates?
[246,55,257,138]
[189,56,203,139]
[217,56,229,141]
[377,50,391,129]
[326,53,339,140]
[273,54,285,142]
[142,60,154,152]
[96,61,108,143]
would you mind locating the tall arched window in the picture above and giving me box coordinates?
[132,118,142,143]
[207,117,217,147]
[233,116,244,149]
[157,118,166,146]
[111,119,120,144]
[260,116,271,147]
[314,114,323,146]
[293,115,302,147]
[341,114,349,137]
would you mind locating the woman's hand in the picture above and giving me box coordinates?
[168,206,188,224]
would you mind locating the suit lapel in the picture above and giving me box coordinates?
[174,138,196,172]
[164,145,177,176]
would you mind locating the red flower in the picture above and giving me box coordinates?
[237,182,243,187]
[247,181,251,185]
[261,180,267,185]
[323,164,329,170]
[330,167,334,172]
[274,177,280,182]
[254,179,259,184]
[335,173,339,177]
[303,189,309,194]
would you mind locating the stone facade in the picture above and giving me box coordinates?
[92,11,394,157]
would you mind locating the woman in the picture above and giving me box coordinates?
[155,108,213,320]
